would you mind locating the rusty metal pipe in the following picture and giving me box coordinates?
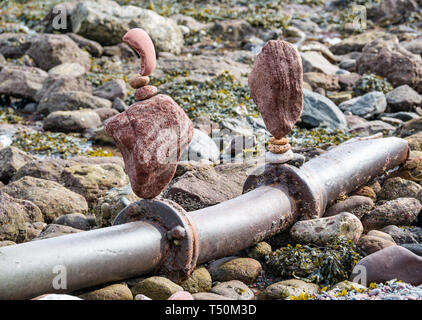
[0,137,409,299]
[192,137,409,262]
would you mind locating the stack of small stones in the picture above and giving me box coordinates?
[129,75,158,101]
[266,136,293,164]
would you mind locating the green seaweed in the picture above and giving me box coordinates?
[353,74,393,96]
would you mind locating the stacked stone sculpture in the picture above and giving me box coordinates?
[104,28,193,199]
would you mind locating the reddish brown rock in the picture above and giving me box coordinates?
[104,94,193,199]
[134,85,158,101]
[357,235,396,255]
[248,40,303,139]
[123,28,156,76]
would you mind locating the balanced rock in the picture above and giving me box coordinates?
[123,28,156,76]
[357,235,396,255]
[104,94,193,199]
[361,198,421,231]
[290,212,363,245]
[351,245,422,286]
[134,85,158,101]
[168,291,194,300]
[324,196,374,219]
[248,40,303,139]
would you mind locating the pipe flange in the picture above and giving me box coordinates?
[113,198,199,283]
[243,163,323,220]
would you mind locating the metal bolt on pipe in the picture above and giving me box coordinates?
[0,137,409,299]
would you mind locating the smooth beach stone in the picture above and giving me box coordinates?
[268,143,291,154]
[248,40,303,139]
[129,75,150,89]
[134,85,158,101]
[265,149,294,164]
[104,94,193,199]
[123,28,156,76]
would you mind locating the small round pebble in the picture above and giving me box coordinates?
[134,85,158,101]
[268,143,291,154]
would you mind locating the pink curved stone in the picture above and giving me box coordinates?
[248,40,303,139]
[135,85,158,101]
[104,94,193,199]
[123,28,156,76]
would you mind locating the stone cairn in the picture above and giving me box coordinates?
[104,28,193,199]
[105,29,303,199]
[248,40,303,164]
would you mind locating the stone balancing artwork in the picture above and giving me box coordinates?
[249,40,303,164]
[104,28,194,199]
[105,29,303,199]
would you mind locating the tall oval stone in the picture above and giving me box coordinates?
[248,40,303,139]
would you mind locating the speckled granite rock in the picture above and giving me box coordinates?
[290,212,363,245]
